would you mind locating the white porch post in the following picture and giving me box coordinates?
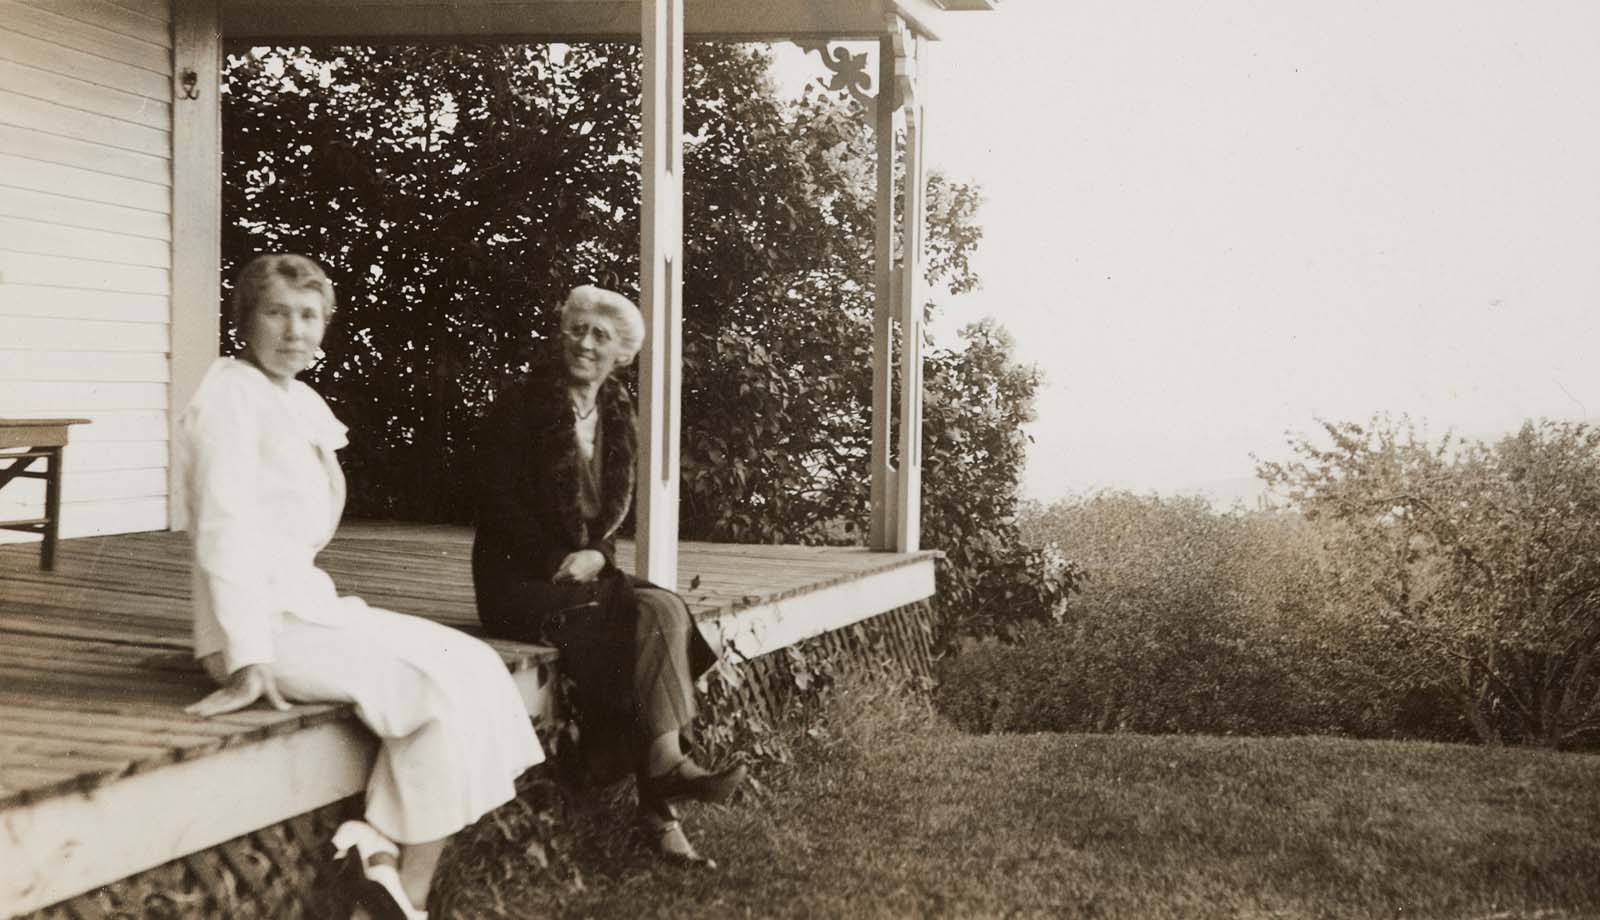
[636,0,685,585]
[893,28,927,554]
[869,35,897,551]
[169,0,223,528]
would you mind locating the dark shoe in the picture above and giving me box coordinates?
[641,760,748,806]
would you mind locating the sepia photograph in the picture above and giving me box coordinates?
[2,0,1598,917]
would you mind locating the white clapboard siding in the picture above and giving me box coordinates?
[1,3,176,542]
[0,214,169,267]
[0,89,169,156]
[0,188,171,241]
[0,496,169,538]
[0,60,171,130]
[58,497,170,538]
[0,153,170,213]
[0,252,169,294]
[0,466,167,508]
[0,316,171,351]
[2,2,169,75]
[0,31,169,101]
[17,0,172,49]
[0,216,169,266]
[0,284,168,322]
[61,438,168,473]
[0,350,170,382]
[0,124,172,186]
[2,381,168,410]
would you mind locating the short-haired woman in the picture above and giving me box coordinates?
[472,285,745,867]
[177,254,543,919]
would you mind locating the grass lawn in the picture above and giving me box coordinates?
[439,683,1600,919]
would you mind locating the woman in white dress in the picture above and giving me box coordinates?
[177,254,543,920]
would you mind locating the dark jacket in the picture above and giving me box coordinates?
[471,360,638,634]
[472,362,717,779]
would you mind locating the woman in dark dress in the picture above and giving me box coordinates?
[472,284,745,866]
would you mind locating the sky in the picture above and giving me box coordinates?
[791,0,1600,504]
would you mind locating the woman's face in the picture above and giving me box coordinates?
[561,306,626,385]
[242,277,327,387]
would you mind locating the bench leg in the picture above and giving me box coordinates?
[42,446,62,571]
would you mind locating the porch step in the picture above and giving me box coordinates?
[0,529,939,916]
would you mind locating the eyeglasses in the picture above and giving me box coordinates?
[561,321,614,345]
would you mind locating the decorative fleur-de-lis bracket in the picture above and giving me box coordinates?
[796,40,877,109]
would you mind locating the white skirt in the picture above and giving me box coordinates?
[269,596,544,844]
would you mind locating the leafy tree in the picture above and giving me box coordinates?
[922,320,1083,637]
[1259,417,1600,747]
[225,44,644,518]
[223,42,1069,634]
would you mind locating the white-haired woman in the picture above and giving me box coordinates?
[472,285,745,866]
[177,254,543,919]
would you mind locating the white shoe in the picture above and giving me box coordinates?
[332,820,428,920]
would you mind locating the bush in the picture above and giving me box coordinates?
[935,620,1300,737]
[941,418,1600,750]
[920,321,1083,639]
[1260,417,1600,748]
[939,492,1469,740]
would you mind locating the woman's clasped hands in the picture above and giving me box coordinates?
[552,548,606,584]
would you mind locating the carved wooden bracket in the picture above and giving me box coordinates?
[888,14,919,127]
[796,40,876,108]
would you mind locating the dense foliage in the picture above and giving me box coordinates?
[1260,417,1600,747]
[921,320,1084,638]
[944,417,1600,749]
[222,43,1071,634]
[940,493,1401,738]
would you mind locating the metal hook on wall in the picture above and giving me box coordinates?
[179,69,199,100]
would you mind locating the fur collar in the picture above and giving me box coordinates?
[524,361,637,547]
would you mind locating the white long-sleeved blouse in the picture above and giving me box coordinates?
[173,357,352,673]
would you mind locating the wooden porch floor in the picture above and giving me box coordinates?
[1,525,937,914]
[0,524,936,809]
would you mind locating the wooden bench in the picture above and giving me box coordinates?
[0,418,90,571]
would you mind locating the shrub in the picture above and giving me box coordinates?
[939,492,1461,739]
[1260,417,1600,748]
[921,321,1084,639]
[941,418,1600,749]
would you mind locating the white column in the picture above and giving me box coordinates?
[869,36,897,551]
[169,0,222,528]
[636,0,685,584]
[894,33,928,554]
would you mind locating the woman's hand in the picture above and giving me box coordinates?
[553,549,606,584]
[185,663,291,718]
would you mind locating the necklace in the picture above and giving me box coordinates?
[572,399,597,421]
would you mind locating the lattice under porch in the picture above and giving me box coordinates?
[0,526,938,917]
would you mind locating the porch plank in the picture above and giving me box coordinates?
[0,525,937,915]
[0,713,232,752]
